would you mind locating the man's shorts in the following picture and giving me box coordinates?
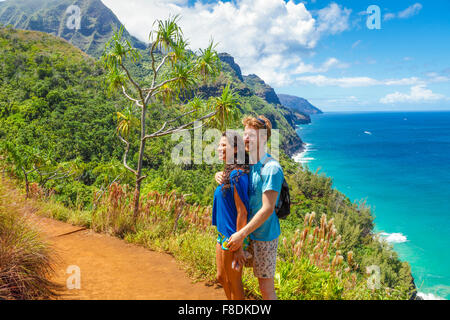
[245,238,279,279]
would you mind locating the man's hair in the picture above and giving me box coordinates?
[242,115,272,139]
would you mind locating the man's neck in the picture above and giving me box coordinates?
[252,145,267,164]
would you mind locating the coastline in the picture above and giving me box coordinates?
[292,142,314,165]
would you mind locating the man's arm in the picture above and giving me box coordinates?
[226,190,278,252]
[215,171,224,185]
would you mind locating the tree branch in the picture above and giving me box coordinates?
[118,134,138,176]
[144,110,217,140]
[150,41,159,87]
[122,86,143,107]
[144,76,182,105]
[150,109,197,137]
[120,63,145,104]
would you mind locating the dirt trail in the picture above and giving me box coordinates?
[34,216,226,300]
[2,179,225,300]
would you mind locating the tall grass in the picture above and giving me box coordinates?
[0,181,59,300]
[78,183,412,299]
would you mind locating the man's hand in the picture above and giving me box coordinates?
[233,248,246,271]
[226,230,246,252]
[215,171,224,185]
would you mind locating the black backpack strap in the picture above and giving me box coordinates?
[261,156,276,170]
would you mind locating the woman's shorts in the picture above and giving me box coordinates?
[217,232,250,251]
[244,238,279,279]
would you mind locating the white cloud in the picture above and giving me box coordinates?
[383,13,396,21]
[296,75,379,87]
[294,57,350,74]
[380,85,446,104]
[426,72,450,83]
[351,40,361,49]
[384,77,424,86]
[101,0,352,87]
[398,3,423,19]
[295,75,424,88]
[315,2,351,35]
[383,3,423,21]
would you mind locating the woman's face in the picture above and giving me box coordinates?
[217,136,235,162]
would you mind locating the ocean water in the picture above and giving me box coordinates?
[294,111,450,300]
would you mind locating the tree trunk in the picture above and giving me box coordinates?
[21,167,30,199]
[133,179,141,220]
[132,105,148,221]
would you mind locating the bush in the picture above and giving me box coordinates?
[0,183,59,300]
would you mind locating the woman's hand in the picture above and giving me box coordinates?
[215,171,224,185]
[233,248,246,271]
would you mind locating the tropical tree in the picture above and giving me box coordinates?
[102,16,237,221]
[0,142,79,198]
[208,83,241,131]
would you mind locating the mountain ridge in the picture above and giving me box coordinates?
[278,93,323,115]
[0,0,146,57]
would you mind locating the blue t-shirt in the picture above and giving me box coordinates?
[248,153,283,241]
[212,169,250,238]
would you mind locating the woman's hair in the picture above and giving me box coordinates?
[221,130,250,195]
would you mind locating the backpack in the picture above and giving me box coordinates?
[261,157,291,220]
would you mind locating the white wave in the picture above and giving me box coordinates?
[295,157,315,164]
[417,292,445,300]
[364,131,372,135]
[379,232,408,243]
[292,144,315,164]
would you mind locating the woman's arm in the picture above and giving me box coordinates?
[232,186,248,269]
[234,187,248,232]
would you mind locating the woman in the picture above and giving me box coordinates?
[212,130,251,300]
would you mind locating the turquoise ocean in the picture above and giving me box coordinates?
[294,111,450,300]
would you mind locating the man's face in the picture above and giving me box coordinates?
[243,125,258,153]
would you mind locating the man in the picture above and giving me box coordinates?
[215,115,284,300]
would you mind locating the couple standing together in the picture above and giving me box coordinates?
[212,115,284,300]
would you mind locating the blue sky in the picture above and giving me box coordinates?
[101,0,450,112]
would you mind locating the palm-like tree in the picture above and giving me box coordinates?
[116,105,139,138]
[168,60,197,96]
[169,37,190,66]
[209,83,241,131]
[197,40,221,81]
[102,17,237,221]
[151,14,183,53]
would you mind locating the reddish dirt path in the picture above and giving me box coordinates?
[33,216,226,300]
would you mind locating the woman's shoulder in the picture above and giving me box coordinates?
[230,169,249,181]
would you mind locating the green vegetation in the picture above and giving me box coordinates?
[0,178,59,300]
[0,26,417,300]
